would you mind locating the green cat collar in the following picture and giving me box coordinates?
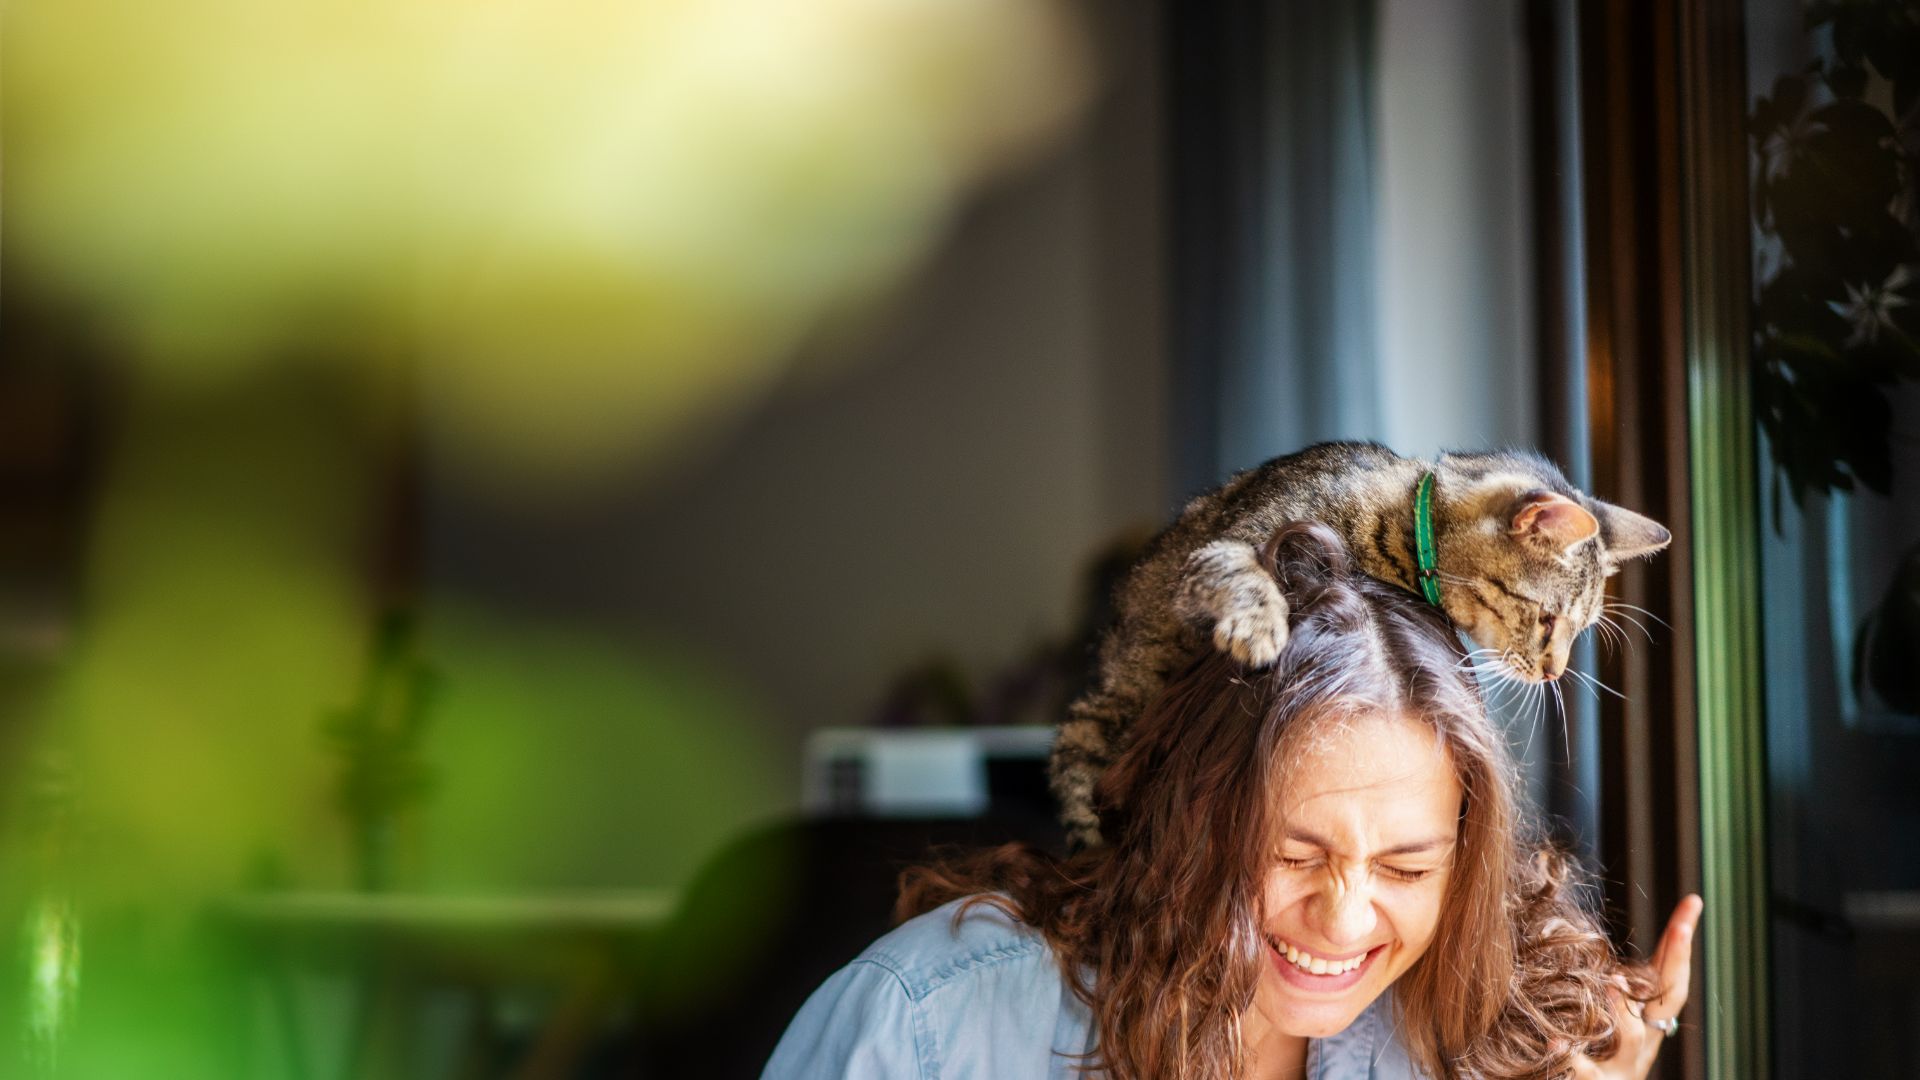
[1413,471,1443,607]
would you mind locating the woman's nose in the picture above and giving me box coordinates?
[1315,872,1378,946]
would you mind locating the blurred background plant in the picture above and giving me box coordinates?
[1748,0,1920,722]
[1749,0,1920,510]
[324,612,438,894]
[0,0,1090,1075]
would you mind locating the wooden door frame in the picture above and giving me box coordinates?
[1572,2,1769,1079]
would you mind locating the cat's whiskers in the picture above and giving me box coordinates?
[1458,648,1521,713]
[1521,677,1547,743]
[1481,650,1534,715]
[1561,669,1603,704]
[1589,614,1628,656]
[1495,674,1526,712]
[1491,683,1526,719]
[1603,600,1671,631]
[1546,678,1579,768]
[1590,623,1617,656]
[1601,602,1664,643]
[1519,680,1544,762]
[1455,647,1503,673]
[1509,678,1555,768]
[1566,666,1628,702]
[1607,611,1655,643]
[1470,655,1513,700]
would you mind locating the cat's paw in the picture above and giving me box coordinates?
[1213,604,1289,668]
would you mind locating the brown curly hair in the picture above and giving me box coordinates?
[898,522,1656,1079]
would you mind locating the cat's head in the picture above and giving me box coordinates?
[1430,452,1669,683]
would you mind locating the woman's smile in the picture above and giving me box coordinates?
[1264,935,1383,992]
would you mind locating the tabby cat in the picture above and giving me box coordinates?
[1050,441,1670,848]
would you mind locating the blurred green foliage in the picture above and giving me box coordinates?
[0,0,1091,1071]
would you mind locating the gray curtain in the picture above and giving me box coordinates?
[1171,0,1382,491]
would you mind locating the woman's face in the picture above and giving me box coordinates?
[1251,712,1461,1039]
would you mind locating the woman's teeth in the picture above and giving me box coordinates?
[1274,938,1367,975]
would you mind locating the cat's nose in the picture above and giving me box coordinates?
[1541,658,1563,680]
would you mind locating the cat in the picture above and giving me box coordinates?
[1050,441,1671,848]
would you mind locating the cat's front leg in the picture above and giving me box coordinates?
[1179,539,1291,668]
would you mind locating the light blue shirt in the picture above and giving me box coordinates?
[763,896,1425,1079]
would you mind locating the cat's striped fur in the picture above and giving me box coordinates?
[1050,442,1670,848]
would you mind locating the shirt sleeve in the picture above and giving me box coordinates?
[761,959,931,1080]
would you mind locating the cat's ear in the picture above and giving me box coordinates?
[1508,491,1599,551]
[1595,502,1672,564]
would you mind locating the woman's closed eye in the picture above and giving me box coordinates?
[1377,864,1436,883]
[1276,856,1437,883]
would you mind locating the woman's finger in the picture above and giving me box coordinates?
[1648,894,1704,1018]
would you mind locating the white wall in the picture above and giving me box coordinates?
[1374,0,1538,457]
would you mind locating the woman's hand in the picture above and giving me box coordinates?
[1569,894,1704,1080]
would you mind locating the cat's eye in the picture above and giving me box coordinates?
[1538,612,1556,630]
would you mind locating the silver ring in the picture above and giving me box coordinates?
[1647,1015,1678,1036]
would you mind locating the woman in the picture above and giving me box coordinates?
[765,523,1700,1079]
